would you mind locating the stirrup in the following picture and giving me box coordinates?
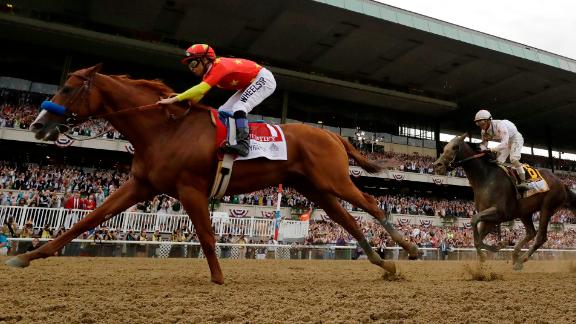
[516,182,530,191]
[219,143,249,157]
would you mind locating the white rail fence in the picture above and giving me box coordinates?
[5,239,576,261]
[0,206,309,240]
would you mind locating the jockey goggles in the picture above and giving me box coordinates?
[187,59,201,69]
[475,119,489,126]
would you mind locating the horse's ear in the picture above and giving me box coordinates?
[458,132,468,141]
[88,63,103,76]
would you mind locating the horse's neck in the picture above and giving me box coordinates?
[98,75,207,151]
[460,151,490,188]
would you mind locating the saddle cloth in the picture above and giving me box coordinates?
[497,163,549,199]
[211,109,287,161]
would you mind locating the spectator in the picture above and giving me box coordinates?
[2,216,18,238]
[20,220,34,238]
[0,231,9,256]
[26,237,43,252]
[439,238,451,260]
[40,224,53,239]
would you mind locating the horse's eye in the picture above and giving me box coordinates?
[60,86,72,95]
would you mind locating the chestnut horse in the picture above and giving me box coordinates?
[6,65,419,283]
[433,134,576,269]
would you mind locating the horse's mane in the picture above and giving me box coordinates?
[110,75,174,97]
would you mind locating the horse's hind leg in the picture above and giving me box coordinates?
[512,217,536,270]
[178,186,224,284]
[294,184,396,274]
[520,207,554,265]
[332,186,419,259]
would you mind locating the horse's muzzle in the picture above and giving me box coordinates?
[29,110,65,141]
[433,161,446,175]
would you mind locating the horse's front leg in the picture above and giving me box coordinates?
[471,206,498,262]
[178,185,224,284]
[512,217,536,270]
[477,222,506,253]
[519,209,552,267]
[6,178,154,268]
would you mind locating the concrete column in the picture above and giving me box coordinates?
[434,120,441,158]
[546,126,554,172]
[59,54,72,87]
[281,90,289,124]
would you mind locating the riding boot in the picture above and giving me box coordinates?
[515,167,530,191]
[220,111,250,157]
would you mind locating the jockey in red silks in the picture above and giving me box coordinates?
[157,44,277,157]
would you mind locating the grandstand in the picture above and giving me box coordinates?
[2,0,576,253]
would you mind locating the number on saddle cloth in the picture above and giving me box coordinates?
[523,164,541,182]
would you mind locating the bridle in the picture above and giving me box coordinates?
[438,140,486,170]
[39,72,189,141]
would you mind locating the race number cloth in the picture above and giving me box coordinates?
[498,163,549,199]
[519,164,549,199]
[212,109,287,161]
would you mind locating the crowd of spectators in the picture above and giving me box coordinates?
[2,89,576,251]
[0,161,128,208]
[347,149,467,177]
[0,88,121,139]
[3,160,576,222]
[306,219,576,249]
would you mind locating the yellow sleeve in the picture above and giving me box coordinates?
[175,81,212,103]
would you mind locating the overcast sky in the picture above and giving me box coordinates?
[376,0,576,60]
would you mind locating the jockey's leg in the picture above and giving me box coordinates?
[220,110,250,157]
[510,135,530,190]
[219,68,276,157]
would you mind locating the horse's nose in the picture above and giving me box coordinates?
[433,161,444,173]
[30,121,45,133]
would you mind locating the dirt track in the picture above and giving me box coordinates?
[1,257,575,323]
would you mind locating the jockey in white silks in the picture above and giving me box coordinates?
[474,109,530,190]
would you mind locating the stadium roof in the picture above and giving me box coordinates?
[2,0,576,151]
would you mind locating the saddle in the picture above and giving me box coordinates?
[496,163,549,199]
[208,109,287,199]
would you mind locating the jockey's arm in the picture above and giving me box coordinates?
[493,125,509,152]
[175,81,212,103]
[479,131,489,150]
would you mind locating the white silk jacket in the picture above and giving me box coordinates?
[479,119,521,152]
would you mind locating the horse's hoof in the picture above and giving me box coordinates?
[381,261,396,274]
[408,246,421,260]
[478,251,487,263]
[211,276,224,285]
[513,262,524,271]
[5,256,29,268]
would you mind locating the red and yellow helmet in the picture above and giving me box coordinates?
[181,44,216,64]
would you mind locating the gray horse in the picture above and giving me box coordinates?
[433,133,576,270]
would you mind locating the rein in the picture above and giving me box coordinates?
[449,152,486,168]
[40,72,192,141]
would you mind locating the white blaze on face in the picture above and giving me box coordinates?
[30,110,49,132]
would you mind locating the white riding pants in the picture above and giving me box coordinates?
[497,134,525,180]
[218,68,276,115]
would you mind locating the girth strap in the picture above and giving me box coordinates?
[209,116,236,199]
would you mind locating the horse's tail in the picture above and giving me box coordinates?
[333,134,383,174]
[565,185,576,211]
